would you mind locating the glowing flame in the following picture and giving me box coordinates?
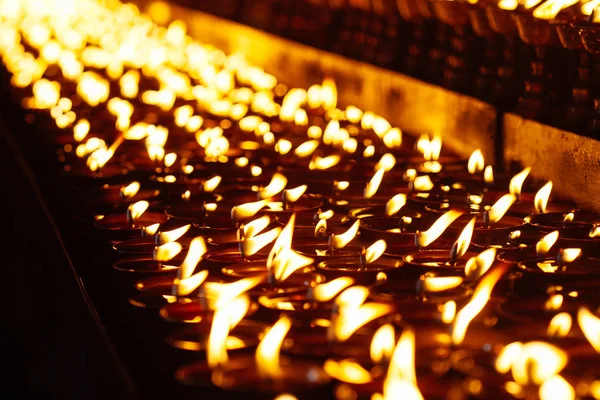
[365,240,387,264]
[179,237,207,279]
[309,277,354,302]
[376,154,396,172]
[321,78,337,110]
[73,119,90,142]
[231,200,268,222]
[207,295,251,368]
[334,181,350,192]
[203,176,222,192]
[154,242,183,262]
[324,359,372,384]
[464,248,497,280]
[127,200,149,222]
[509,168,531,198]
[120,182,140,200]
[422,276,464,292]
[533,0,579,20]
[442,301,457,324]
[537,231,559,255]
[364,168,385,199]
[452,263,510,344]
[578,308,600,352]
[294,140,319,158]
[379,328,424,400]
[157,225,190,245]
[451,217,476,261]
[412,175,434,191]
[468,149,484,174]
[309,155,340,170]
[386,194,407,216]
[267,214,314,283]
[558,248,581,265]
[145,223,160,236]
[204,276,265,310]
[548,313,572,338]
[371,324,396,364]
[330,220,360,249]
[487,194,516,223]
[534,182,553,214]
[484,166,494,184]
[415,210,463,248]
[582,0,600,15]
[545,294,563,311]
[242,227,281,257]
[539,375,575,400]
[590,225,600,238]
[175,270,208,296]
[417,133,442,161]
[315,219,327,238]
[284,185,307,203]
[258,173,288,200]
[497,341,568,385]
[255,315,292,378]
[242,215,271,239]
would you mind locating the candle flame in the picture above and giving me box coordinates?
[242,227,281,256]
[536,231,559,256]
[154,242,183,262]
[73,119,90,142]
[533,0,579,20]
[179,237,207,279]
[452,217,476,260]
[321,78,337,110]
[534,182,553,214]
[203,176,222,192]
[383,129,402,149]
[379,328,424,400]
[174,270,208,296]
[547,313,572,339]
[376,154,396,173]
[487,194,516,223]
[468,149,484,174]
[128,200,149,222]
[509,168,531,198]
[422,276,464,292]
[386,194,407,216]
[412,175,434,191]
[207,295,251,368]
[323,359,372,384]
[370,324,396,364]
[284,185,307,203]
[539,375,575,400]
[255,315,292,378]
[309,277,354,302]
[497,341,567,385]
[204,276,265,310]
[417,133,442,161]
[364,168,385,199]
[416,210,463,248]
[314,219,327,238]
[242,216,271,239]
[442,301,457,324]
[582,0,600,15]
[334,181,350,191]
[120,181,140,200]
[231,200,268,222]
[577,308,600,352]
[309,155,340,170]
[464,248,497,280]
[294,140,319,158]
[157,224,190,246]
[145,223,160,236]
[365,240,387,264]
[558,248,581,264]
[590,225,600,238]
[452,263,510,344]
[545,294,563,311]
[267,214,314,283]
[484,166,494,185]
[331,302,393,342]
[330,220,360,249]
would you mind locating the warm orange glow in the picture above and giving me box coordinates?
[545,294,563,311]
[539,375,575,400]
[365,240,387,264]
[412,175,434,191]
[468,149,484,174]
[324,359,372,384]
[536,231,559,255]
[590,225,600,238]
[267,214,314,283]
[509,168,531,198]
[582,0,600,15]
[416,210,463,248]
[309,277,354,302]
[144,223,160,236]
[174,270,209,296]
[204,276,265,310]
[386,194,407,216]
[464,248,496,279]
[364,168,385,199]
[452,217,476,261]
[242,227,281,257]
[453,263,510,344]
[156,225,190,246]
[578,308,600,352]
[383,128,402,149]
[547,313,572,338]
[487,194,516,223]
[283,185,307,203]
[231,200,268,222]
[127,200,149,222]
[500,341,568,385]
[309,155,340,170]
[73,119,90,142]
[331,302,393,342]
[321,78,337,111]
[154,242,183,262]
[294,140,319,158]
[179,237,207,279]
[484,166,494,185]
[207,295,251,368]
[120,182,140,200]
[375,154,396,172]
[255,315,292,378]
[371,324,396,364]
[558,248,582,265]
[533,0,579,20]
[330,220,360,249]
[534,182,553,214]
[422,276,464,292]
[242,215,271,239]
[442,301,457,324]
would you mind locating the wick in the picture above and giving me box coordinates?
[282,190,288,211]
[126,209,136,229]
[359,247,367,269]
[239,235,246,261]
[449,244,458,266]
[328,233,336,255]
[482,210,491,229]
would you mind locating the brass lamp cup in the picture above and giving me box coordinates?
[468,4,496,37]
[396,0,425,22]
[550,18,585,50]
[513,11,558,46]
[431,0,471,27]
[485,5,517,34]
[574,22,600,54]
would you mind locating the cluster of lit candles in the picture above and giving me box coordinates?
[1,0,600,399]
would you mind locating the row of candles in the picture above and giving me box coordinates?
[189,0,600,136]
[2,0,600,398]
